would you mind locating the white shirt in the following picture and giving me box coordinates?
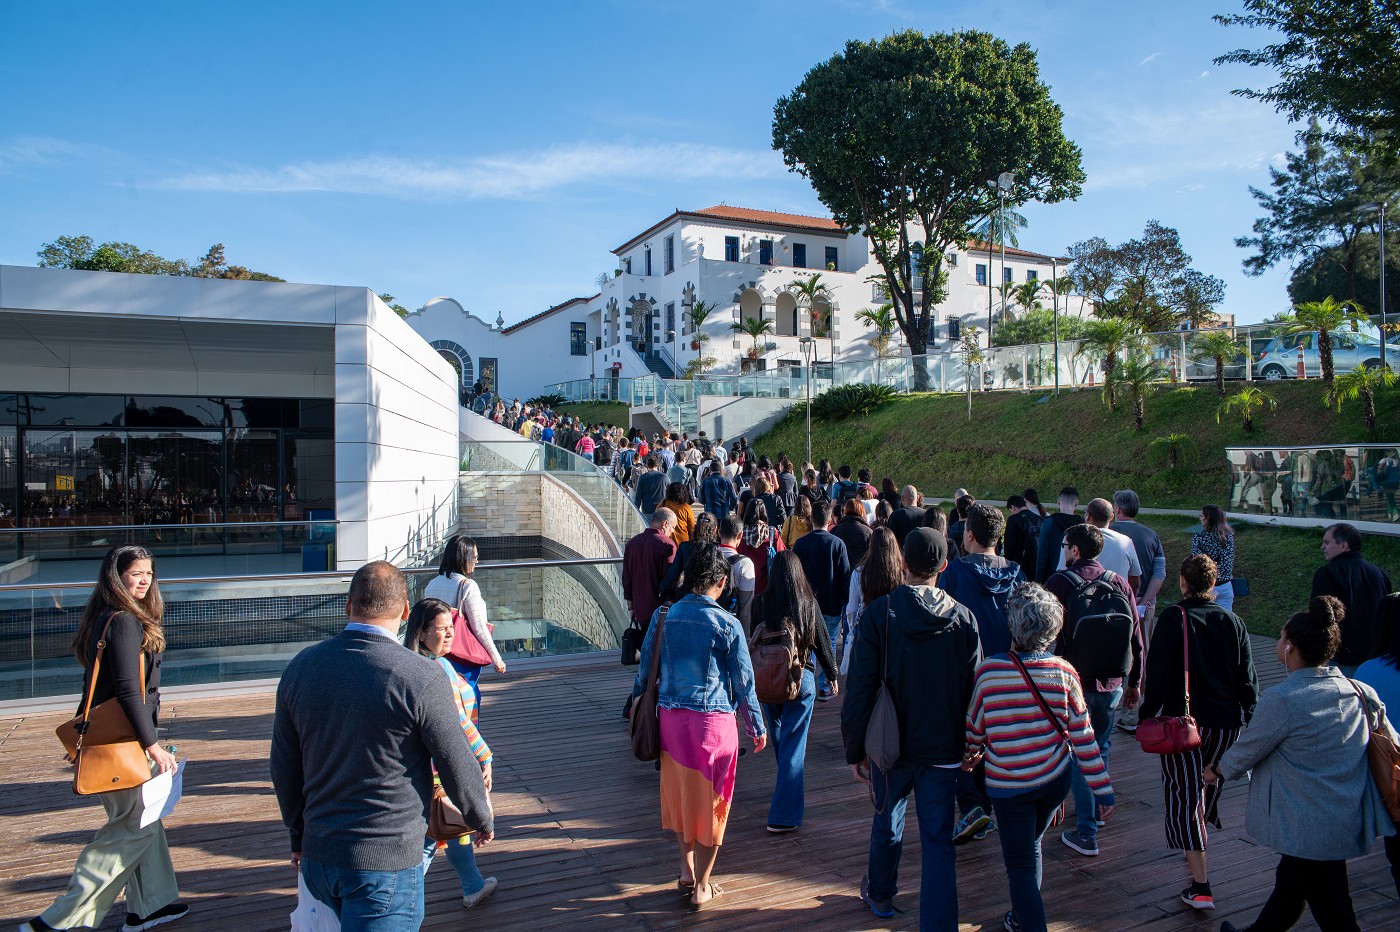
[717,545,756,592]
[1056,525,1142,579]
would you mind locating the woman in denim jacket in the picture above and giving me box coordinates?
[631,544,768,911]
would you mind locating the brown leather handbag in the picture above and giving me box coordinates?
[427,783,473,841]
[629,607,669,762]
[55,615,155,795]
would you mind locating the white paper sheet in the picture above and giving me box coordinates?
[137,758,185,828]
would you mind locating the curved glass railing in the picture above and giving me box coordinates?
[0,558,626,702]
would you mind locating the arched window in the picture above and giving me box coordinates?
[739,289,763,325]
[775,292,798,337]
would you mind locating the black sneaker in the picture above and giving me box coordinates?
[19,919,59,932]
[1002,911,1023,932]
[123,904,189,932]
[952,806,992,845]
[1179,886,1215,910]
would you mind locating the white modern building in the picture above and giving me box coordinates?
[406,204,1091,401]
[0,264,460,576]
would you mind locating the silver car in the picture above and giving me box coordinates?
[1254,330,1400,380]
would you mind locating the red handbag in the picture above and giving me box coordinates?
[450,578,496,667]
[1137,607,1203,755]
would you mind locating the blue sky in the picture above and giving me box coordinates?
[0,1,1298,325]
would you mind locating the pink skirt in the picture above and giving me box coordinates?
[658,707,739,846]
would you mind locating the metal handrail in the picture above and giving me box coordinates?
[0,519,331,535]
[0,556,624,592]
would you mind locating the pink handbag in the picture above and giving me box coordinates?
[1137,608,1203,755]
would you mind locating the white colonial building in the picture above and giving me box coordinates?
[407,204,1091,401]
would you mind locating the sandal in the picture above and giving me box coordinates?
[676,878,695,897]
[689,881,725,911]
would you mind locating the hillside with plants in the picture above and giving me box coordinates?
[753,381,1400,509]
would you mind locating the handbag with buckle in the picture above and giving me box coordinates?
[451,577,497,667]
[427,783,474,841]
[1137,607,1203,755]
[55,614,156,795]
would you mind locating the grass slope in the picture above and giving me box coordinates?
[554,401,630,428]
[753,382,1400,637]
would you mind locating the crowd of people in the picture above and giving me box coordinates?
[21,426,1400,932]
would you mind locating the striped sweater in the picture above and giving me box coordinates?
[435,657,492,765]
[965,652,1113,800]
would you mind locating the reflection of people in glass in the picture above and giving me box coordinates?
[1292,449,1315,516]
[1378,449,1400,521]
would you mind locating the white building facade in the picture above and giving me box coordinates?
[407,204,1091,401]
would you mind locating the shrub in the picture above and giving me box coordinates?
[526,392,565,407]
[811,383,897,420]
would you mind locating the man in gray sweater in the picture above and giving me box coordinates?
[271,561,493,928]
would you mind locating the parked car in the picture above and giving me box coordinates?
[1184,353,1249,382]
[1253,330,1400,380]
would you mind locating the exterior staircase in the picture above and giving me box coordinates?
[642,352,675,380]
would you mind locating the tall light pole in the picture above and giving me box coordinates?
[994,172,1015,348]
[1051,257,1060,395]
[1362,202,1389,362]
[799,336,814,467]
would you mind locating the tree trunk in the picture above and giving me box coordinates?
[1215,355,1226,397]
[1244,411,1254,432]
[1104,354,1117,408]
[1134,396,1145,431]
[1169,447,1179,470]
[906,325,930,392]
[1319,329,1335,381]
[1363,385,1376,431]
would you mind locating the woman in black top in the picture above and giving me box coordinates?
[1139,554,1259,912]
[800,468,830,507]
[752,552,839,833]
[26,546,186,932]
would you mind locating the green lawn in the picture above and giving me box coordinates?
[554,401,630,428]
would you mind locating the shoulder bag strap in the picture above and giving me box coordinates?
[649,606,669,689]
[77,613,148,735]
[1179,606,1191,717]
[1346,677,1380,733]
[1008,652,1072,746]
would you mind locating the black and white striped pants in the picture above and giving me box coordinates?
[1160,725,1240,852]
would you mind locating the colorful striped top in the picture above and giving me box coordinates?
[964,652,1112,800]
[435,657,492,766]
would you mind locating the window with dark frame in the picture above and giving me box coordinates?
[976,263,987,286]
[570,322,588,356]
[645,247,653,277]
[665,302,675,333]
[825,246,838,270]
[665,235,675,274]
[792,243,806,268]
[948,318,961,342]
[725,236,739,262]
[759,239,773,265]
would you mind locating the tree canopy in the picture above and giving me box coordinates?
[1215,0,1400,144]
[37,235,284,281]
[772,29,1084,367]
[1065,222,1226,333]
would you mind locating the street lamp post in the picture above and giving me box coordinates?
[994,172,1015,348]
[799,336,815,467]
[1362,202,1389,361]
[1051,257,1060,395]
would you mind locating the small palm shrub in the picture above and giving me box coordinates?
[811,383,897,420]
[526,392,565,407]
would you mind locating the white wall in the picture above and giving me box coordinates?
[697,396,795,444]
[334,290,460,569]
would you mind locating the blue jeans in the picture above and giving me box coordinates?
[446,656,483,709]
[867,763,959,932]
[763,668,816,827]
[422,834,485,896]
[1070,686,1120,840]
[301,859,424,932]
[990,766,1074,932]
[817,614,841,692]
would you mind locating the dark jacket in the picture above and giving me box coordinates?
[1140,597,1259,729]
[1036,511,1084,582]
[831,514,873,567]
[842,585,982,767]
[699,472,737,519]
[757,492,788,527]
[1311,551,1394,666]
[776,471,799,510]
[79,610,162,749]
[633,469,668,514]
[886,506,926,547]
[1045,559,1144,691]
[937,553,1025,657]
[792,529,851,617]
[1003,509,1043,582]
[271,630,493,871]
[799,483,830,507]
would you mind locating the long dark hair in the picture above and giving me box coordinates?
[861,527,904,605]
[438,534,478,577]
[1023,488,1048,519]
[73,545,165,664]
[404,597,453,657]
[1201,504,1232,542]
[755,551,822,649]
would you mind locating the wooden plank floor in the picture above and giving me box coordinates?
[3,647,1397,931]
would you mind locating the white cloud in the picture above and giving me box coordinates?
[0,136,103,173]
[1139,52,1162,65]
[1199,69,1211,79]
[154,142,787,200]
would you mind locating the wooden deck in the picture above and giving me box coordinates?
[3,650,1398,931]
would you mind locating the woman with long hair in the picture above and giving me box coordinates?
[781,494,813,547]
[841,528,903,675]
[1139,554,1258,913]
[832,498,873,568]
[817,459,835,490]
[424,535,506,712]
[24,546,187,932]
[737,500,785,596]
[630,544,767,910]
[403,598,498,909]
[1211,597,1394,932]
[662,482,696,545]
[874,500,894,528]
[1022,488,1049,519]
[1191,505,1237,612]
[879,477,901,510]
[753,552,838,834]
[800,467,829,508]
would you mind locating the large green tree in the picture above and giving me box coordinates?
[1289,233,1400,315]
[1215,0,1400,144]
[1065,222,1226,332]
[37,235,283,281]
[1237,124,1396,303]
[772,30,1084,380]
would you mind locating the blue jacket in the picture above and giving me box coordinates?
[937,554,1025,656]
[792,529,851,618]
[700,472,737,518]
[630,594,766,738]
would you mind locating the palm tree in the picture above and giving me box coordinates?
[1328,364,1398,431]
[1011,280,1047,315]
[1217,385,1278,432]
[972,204,1029,249]
[1103,354,1166,430]
[1191,330,1246,397]
[1148,432,1197,471]
[1284,296,1369,382]
[790,274,836,364]
[730,316,774,357]
[1079,318,1143,406]
[854,302,897,356]
[685,299,716,350]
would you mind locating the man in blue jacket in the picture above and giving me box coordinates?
[699,461,737,519]
[792,500,850,701]
[938,503,1025,846]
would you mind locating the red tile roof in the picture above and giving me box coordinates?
[500,295,594,334]
[964,239,1065,262]
[690,205,844,232]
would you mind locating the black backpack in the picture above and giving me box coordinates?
[1055,569,1135,681]
[717,552,744,615]
[595,440,614,467]
[834,479,860,506]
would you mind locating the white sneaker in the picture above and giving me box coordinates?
[463,877,498,909]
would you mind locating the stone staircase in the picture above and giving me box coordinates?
[642,352,675,380]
